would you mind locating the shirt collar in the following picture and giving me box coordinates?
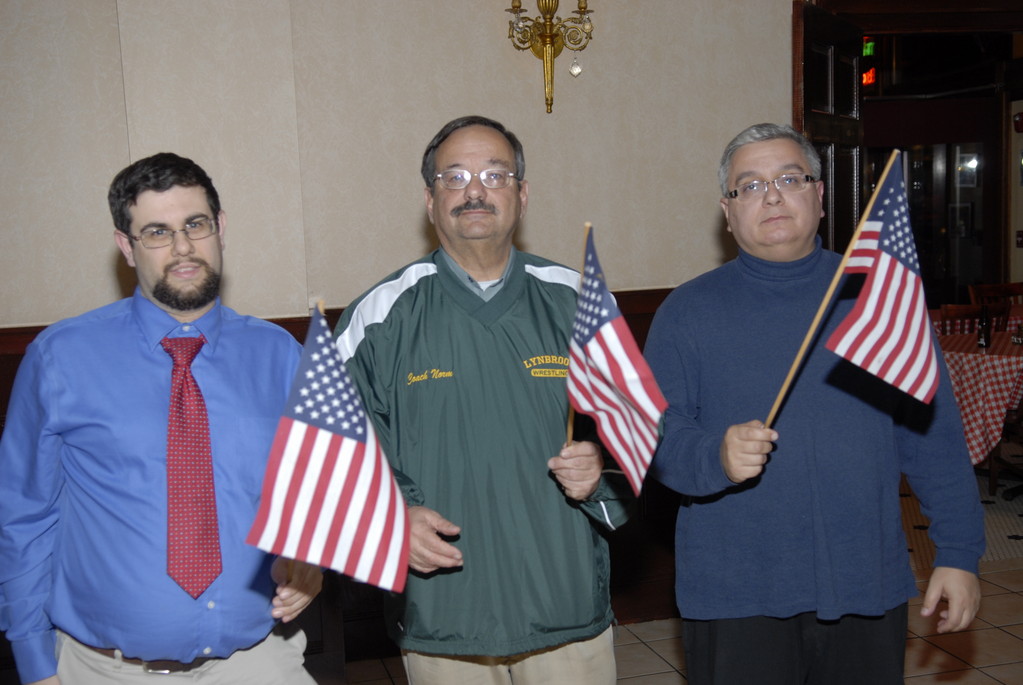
[439,246,517,301]
[736,235,824,281]
[130,288,224,353]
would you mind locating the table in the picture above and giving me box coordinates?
[930,303,1023,335]
[939,331,1023,467]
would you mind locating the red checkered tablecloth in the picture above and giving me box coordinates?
[939,331,1023,465]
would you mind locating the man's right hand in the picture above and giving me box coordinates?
[28,677,60,685]
[720,420,778,483]
[408,506,463,574]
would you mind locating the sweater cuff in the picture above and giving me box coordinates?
[933,549,981,575]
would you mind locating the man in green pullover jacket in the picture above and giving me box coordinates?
[334,115,633,685]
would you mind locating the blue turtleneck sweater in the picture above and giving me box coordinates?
[644,239,984,621]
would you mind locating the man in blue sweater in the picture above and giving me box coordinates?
[644,123,984,684]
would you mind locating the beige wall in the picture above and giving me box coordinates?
[0,0,792,327]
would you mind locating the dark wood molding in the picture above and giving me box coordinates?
[0,290,671,359]
[815,0,1023,33]
[0,289,673,429]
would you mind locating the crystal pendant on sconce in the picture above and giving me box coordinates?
[569,57,582,77]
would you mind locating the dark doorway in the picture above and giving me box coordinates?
[862,34,1010,306]
[804,1,1023,306]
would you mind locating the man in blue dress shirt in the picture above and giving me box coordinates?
[0,153,322,684]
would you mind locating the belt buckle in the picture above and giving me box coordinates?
[142,660,179,675]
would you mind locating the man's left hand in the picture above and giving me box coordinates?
[270,557,323,623]
[548,441,603,501]
[920,566,980,633]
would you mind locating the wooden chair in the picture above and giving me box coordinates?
[968,282,1023,306]
[937,303,1008,336]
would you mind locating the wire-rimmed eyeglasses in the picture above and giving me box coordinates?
[726,174,816,201]
[127,216,218,249]
[434,169,518,190]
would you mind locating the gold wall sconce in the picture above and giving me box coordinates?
[506,0,593,113]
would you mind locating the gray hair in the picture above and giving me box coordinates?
[718,123,822,197]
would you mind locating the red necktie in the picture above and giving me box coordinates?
[161,335,221,598]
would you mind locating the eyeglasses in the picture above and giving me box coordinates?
[726,174,816,201]
[434,169,518,190]
[127,217,218,249]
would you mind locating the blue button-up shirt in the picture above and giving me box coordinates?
[0,290,301,683]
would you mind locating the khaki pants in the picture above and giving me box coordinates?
[402,625,615,685]
[55,624,317,685]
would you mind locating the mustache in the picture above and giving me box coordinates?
[451,199,496,217]
[163,258,211,275]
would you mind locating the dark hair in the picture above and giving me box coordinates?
[718,123,822,197]
[421,115,526,188]
[108,152,221,235]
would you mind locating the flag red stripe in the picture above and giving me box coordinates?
[856,259,907,369]
[390,492,411,591]
[246,417,297,546]
[580,345,660,453]
[320,441,367,567]
[844,227,880,274]
[343,449,383,579]
[294,432,342,561]
[876,272,923,383]
[607,318,669,414]
[270,423,319,553]
[365,474,398,588]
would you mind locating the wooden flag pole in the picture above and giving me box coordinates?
[566,222,594,445]
[763,150,901,428]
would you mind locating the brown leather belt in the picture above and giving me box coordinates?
[85,645,215,674]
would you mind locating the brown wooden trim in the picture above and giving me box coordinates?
[0,326,46,356]
[0,288,674,427]
[821,0,1022,11]
[816,0,1023,33]
[0,291,671,355]
[792,1,807,134]
[612,288,674,315]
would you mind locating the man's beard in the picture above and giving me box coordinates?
[152,261,221,313]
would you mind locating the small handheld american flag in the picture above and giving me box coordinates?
[247,308,409,592]
[567,228,668,495]
[825,151,939,404]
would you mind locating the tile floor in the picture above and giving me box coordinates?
[339,556,1023,685]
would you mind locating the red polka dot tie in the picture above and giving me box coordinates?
[161,336,221,598]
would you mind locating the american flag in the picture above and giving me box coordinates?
[568,229,668,496]
[247,309,409,592]
[824,152,940,404]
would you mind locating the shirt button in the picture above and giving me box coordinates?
[203,647,212,655]
[207,601,216,609]
[182,325,192,332]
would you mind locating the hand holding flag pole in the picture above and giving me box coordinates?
[765,150,939,428]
